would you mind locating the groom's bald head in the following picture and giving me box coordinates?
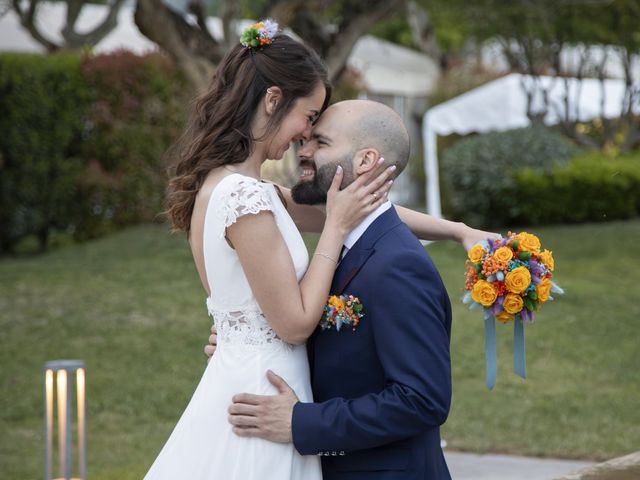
[327,100,411,176]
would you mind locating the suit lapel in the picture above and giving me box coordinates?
[330,207,403,295]
[331,248,374,295]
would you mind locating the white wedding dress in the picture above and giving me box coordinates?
[144,173,322,480]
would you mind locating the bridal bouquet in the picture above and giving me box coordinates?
[463,232,563,389]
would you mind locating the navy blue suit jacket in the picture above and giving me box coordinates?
[292,207,452,480]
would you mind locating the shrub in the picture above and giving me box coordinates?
[75,51,188,240]
[0,53,91,252]
[0,52,189,253]
[512,152,640,224]
[441,125,579,227]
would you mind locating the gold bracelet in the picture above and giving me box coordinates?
[314,252,338,264]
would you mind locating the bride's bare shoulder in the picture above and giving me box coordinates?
[190,169,229,231]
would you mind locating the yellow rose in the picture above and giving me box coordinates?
[494,246,514,263]
[539,249,554,271]
[536,278,552,304]
[468,244,487,263]
[471,280,498,307]
[503,293,524,314]
[495,310,515,323]
[505,266,531,294]
[517,232,541,254]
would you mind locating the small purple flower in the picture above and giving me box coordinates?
[261,19,279,39]
[520,309,535,323]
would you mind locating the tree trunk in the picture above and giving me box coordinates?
[406,1,442,62]
[266,0,408,83]
[326,0,408,81]
[61,0,125,49]
[134,0,221,93]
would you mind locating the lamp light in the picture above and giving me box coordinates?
[43,360,86,480]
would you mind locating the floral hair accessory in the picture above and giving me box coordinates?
[240,19,279,48]
[320,295,364,332]
[462,231,563,390]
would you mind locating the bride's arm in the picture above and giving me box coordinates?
[229,167,393,346]
[394,205,498,251]
[277,184,497,249]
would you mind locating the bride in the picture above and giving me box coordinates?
[145,22,490,480]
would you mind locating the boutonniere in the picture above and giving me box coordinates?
[319,295,364,331]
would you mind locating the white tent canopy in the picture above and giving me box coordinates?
[422,73,639,218]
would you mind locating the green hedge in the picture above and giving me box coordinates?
[440,124,640,226]
[76,52,187,241]
[441,125,579,227]
[0,52,188,253]
[0,53,90,252]
[511,152,640,224]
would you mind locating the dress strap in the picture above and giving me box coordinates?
[215,175,274,238]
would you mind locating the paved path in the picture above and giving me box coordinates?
[444,451,596,480]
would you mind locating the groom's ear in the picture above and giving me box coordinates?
[354,148,381,175]
[264,86,283,116]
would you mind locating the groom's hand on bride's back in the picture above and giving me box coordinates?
[204,324,217,362]
[228,370,298,443]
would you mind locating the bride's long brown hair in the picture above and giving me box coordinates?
[165,34,331,233]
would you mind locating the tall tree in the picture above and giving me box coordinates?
[134,0,405,91]
[9,0,406,91]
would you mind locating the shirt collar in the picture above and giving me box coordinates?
[344,201,392,250]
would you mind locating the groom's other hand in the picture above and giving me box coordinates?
[228,370,298,443]
[204,324,217,362]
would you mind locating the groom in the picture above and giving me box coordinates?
[227,100,452,479]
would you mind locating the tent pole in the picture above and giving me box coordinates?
[424,123,442,218]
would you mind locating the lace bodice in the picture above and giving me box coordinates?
[202,174,309,349]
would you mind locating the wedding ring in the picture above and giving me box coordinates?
[372,192,378,200]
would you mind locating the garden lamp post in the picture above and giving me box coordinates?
[44,360,86,480]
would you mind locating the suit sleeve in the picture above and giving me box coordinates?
[292,249,452,454]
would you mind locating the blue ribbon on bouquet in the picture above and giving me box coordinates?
[483,315,497,389]
[513,317,526,380]
[483,311,526,390]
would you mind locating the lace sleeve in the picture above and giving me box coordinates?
[216,177,274,238]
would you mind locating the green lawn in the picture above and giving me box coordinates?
[1,220,639,479]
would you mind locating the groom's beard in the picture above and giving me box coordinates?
[291,154,355,206]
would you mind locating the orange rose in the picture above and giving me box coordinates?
[328,295,344,312]
[505,266,531,294]
[495,310,515,323]
[536,278,552,304]
[503,293,524,314]
[471,280,498,307]
[516,232,541,254]
[539,249,554,271]
[494,246,514,264]
[468,244,487,263]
